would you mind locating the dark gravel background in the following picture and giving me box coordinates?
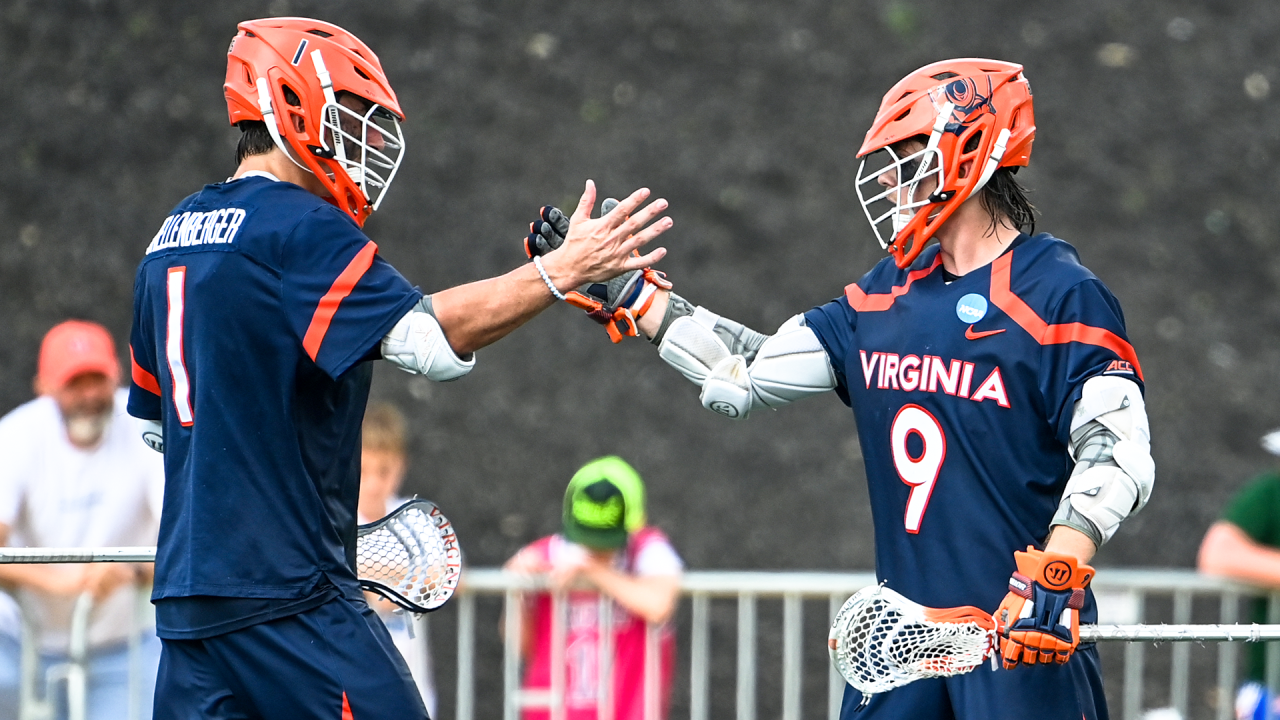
[3,1,1278,716]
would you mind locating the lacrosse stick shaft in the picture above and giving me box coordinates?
[0,547,157,563]
[1081,624,1280,642]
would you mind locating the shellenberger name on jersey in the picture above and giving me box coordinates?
[859,350,1010,408]
[146,208,248,255]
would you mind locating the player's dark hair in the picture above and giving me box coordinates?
[979,167,1036,237]
[234,86,302,165]
[235,121,276,164]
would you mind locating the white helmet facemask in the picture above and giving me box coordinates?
[855,101,958,253]
[855,141,946,252]
[854,102,955,254]
[311,50,406,212]
[853,99,1015,255]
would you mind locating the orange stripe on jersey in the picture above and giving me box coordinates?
[989,253,1143,381]
[341,692,354,720]
[129,347,162,396]
[845,256,942,312]
[302,241,378,362]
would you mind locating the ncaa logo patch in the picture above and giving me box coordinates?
[955,294,988,324]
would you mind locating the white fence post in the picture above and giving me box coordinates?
[736,593,756,720]
[550,590,567,720]
[1123,590,1146,720]
[643,622,660,720]
[1269,592,1280,720]
[781,593,802,720]
[456,592,475,720]
[502,588,521,720]
[598,595,614,720]
[689,593,709,720]
[1218,590,1239,720]
[1170,589,1192,717]
[828,593,845,720]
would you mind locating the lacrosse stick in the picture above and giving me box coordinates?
[829,584,1280,708]
[356,498,462,613]
[828,584,996,708]
[0,498,462,615]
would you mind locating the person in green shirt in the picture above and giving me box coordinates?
[1198,429,1280,717]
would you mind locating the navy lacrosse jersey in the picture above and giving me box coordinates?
[804,233,1143,624]
[127,173,421,638]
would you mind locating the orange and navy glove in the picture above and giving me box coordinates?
[994,546,1095,668]
[524,205,571,258]
[524,203,672,343]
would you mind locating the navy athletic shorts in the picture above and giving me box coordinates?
[840,643,1108,720]
[153,593,427,720]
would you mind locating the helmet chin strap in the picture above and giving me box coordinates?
[889,102,952,241]
[973,127,1011,191]
[255,77,312,174]
[310,50,352,174]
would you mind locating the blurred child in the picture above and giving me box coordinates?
[359,401,435,717]
[505,457,682,720]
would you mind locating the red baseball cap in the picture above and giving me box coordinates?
[37,320,121,392]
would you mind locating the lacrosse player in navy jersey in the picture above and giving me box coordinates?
[126,17,670,720]
[526,59,1152,720]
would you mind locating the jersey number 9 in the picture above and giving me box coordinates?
[890,404,946,533]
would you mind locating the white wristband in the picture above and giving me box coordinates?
[532,256,567,301]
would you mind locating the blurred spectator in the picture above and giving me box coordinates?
[359,401,435,717]
[359,402,410,525]
[0,321,163,720]
[505,456,682,720]
[1197,429,1280,720]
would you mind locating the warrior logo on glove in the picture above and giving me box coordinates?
[994,547,1095,668]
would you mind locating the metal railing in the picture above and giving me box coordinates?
[457,569,1279,720]
[14,587,153,720]
[0,548,1275,720]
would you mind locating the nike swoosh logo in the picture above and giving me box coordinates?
[965,326,1006,340]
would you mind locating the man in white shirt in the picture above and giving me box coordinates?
[0,320,164,720]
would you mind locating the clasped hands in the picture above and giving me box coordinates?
[526,182,673,342]
[504,544,613,593]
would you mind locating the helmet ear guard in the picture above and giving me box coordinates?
[255,77,312,174]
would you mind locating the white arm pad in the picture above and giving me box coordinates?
[381,305,475,382]
[740,314,838,409]
[1053,376,1154,546]
[658,310,836,420]
[656,307,730,385]
[139,418,164,454]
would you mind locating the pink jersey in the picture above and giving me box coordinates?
[520,529,680,720]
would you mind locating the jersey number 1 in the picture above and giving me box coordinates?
[166,267,194,426]
[890,404,946,534]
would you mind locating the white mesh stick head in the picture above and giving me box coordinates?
[356,498,462,613]
[828,585,995,705]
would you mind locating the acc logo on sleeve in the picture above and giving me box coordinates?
[1102,359,1135,376]
[955,294,988,324]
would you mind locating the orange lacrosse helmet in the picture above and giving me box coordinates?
[225,18,406,227]
[855,59,1035,268]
